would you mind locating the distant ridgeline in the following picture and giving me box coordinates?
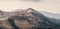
[0,10,12,18]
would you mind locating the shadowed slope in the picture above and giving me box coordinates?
[8,19,20,29]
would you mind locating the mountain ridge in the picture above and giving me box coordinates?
[0,8,60,29]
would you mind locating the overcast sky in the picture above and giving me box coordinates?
[0,0,60,14]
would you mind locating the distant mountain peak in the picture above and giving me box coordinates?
[27,8,36,11]
[0,8,60,29]
[27,8,34,10]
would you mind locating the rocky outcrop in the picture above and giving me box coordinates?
[0,18,13,29]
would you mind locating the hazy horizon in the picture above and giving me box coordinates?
[0,0,60,14]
